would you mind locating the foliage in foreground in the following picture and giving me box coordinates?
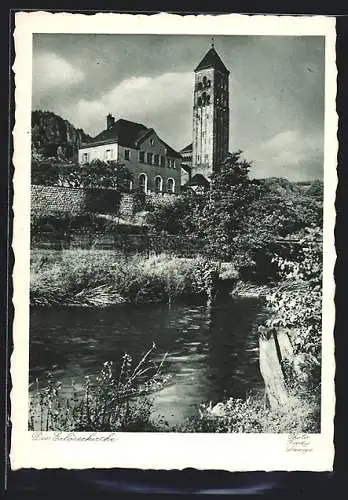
[262,226,323,385]
[29,344,168,432]
[180,388,320,433]
[30,250,218,307]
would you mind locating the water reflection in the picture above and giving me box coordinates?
[30,297,266,426]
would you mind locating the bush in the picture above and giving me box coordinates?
[263,227,323,380]
[146,195,198,235]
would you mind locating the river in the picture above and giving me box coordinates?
[29,296,266,427]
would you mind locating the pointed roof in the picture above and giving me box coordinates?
[185,173,210,187]
[194,46,229,74]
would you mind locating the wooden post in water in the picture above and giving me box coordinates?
[259,330,294,410]
[206,267,219,309]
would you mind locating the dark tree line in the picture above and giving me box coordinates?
[31,159,134,192]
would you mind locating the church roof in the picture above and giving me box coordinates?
[94,118,147,147]
[195,46,229,74]
[185,173,210,187]
[81,118,181,157]
[181,164,192,174]
[180,143,193,153]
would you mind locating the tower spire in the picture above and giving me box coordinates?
[192,40,230,180]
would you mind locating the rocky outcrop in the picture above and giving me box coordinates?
[32,110,92,162]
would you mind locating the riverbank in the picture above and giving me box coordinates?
[30,249,225,307]
[31,249,270,308]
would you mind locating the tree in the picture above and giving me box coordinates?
[231,178,322,282]
[58,159,133,191]
[178,151,322,281]
[210,150,251,189]
[306,179,324,201]
[31,159,133,191]
[189,151,262,260]
[31,159,59,186]
[146,195,205,236]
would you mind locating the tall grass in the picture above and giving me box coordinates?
[30,250,216,307]
[29,344,169,432]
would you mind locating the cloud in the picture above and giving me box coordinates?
[33,52,85,93]
[246,128,323,181]
[261,129,323,167]
[61,71,193,139]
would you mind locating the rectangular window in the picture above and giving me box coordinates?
[205,154,209,162]
[167,158,171,168]
[160,155,165,167]
[125,149,131,160]
[171,159,176,169]
[139,151,145,163]
[105,149,112,161]
[154,154,159,165]
[146,152,153,164]
[82,152,89,163]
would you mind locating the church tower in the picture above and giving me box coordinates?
[192,42,230,180]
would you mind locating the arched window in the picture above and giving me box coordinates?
[138,173,147,193]
[167,178,175,194]
[154,175,163,194]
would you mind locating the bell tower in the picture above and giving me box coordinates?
[192,41,230,180]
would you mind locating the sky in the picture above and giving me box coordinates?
[32,34,325,181]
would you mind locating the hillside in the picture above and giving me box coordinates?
[260,176,323,200]
[32,110,92,163]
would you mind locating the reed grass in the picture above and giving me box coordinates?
[30,249,216,307]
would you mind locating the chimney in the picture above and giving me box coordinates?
[107,113,115,130]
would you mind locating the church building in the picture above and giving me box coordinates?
[181,42,230,190]
[78,42,230,195]
[78,115,182,194]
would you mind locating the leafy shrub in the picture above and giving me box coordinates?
[146,195,199,236]
[264,228,322,370]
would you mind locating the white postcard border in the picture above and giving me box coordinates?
[11,12,337,471]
